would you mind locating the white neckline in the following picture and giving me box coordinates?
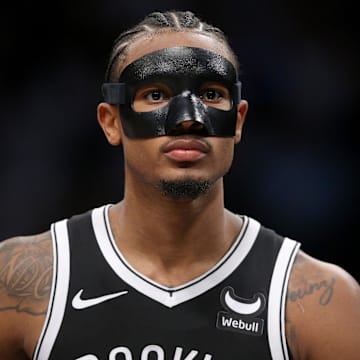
[92,204,260,308]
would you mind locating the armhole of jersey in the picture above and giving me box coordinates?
[267,237,300,360]
[32,219,70,360]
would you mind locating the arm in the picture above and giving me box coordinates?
[0,232,53,360]
[285,250,360,360]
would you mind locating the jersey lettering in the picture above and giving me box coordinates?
[76,345,213,360]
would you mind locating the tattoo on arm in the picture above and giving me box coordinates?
[285,319,300,360]
[287,277,336,305]
[0,235,52,315]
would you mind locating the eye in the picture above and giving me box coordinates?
[199,83,232,110]
[133,83,171,112]
[144,89,165,102]
[201,88,223,102]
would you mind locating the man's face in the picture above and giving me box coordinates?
[98,32,247,199]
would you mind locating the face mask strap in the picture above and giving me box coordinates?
[101,83,126,104]
[234,81,242,104]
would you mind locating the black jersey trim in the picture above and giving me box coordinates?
[103,206,250,292]
[102,205,251,293]
[92,204,261,308]
[33,220,71,360]
[32,223,58,360]
[279,242,299,360]
[267,237,300,360]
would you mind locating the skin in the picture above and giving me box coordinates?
[1,31,360,360]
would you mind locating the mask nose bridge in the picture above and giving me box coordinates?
[165,91,209,133]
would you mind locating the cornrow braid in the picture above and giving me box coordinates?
[104,10,239,82]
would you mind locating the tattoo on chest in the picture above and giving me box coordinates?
[0,236,52,315]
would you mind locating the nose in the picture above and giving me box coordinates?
[165,93,211,135]
[168,120,209,136]
[179,120,204,130]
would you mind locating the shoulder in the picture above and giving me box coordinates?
[0,231,53,314]
[0,231,53,359]
[285,249,360,360]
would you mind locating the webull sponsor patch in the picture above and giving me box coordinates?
[216,311,264,336]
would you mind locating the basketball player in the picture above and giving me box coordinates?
[0,10,359,360]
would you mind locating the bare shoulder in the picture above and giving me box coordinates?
[0,231,53,359]
[286,249,360,360]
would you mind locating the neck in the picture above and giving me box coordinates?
[108,179,242,286]
[115,177,226,243]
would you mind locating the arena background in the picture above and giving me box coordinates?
[0,1,358,281]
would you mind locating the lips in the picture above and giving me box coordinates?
[162,138,210,162]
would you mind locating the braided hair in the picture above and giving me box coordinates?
[104,10,239,82]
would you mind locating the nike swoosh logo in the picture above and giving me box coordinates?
[72,289,128,310]
[222,287,266,315]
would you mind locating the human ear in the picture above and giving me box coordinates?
[234,100,248,144]
[97,102,123,145]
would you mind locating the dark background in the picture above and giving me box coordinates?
[0,1,358,280]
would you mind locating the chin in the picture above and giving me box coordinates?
[157,178,211,199]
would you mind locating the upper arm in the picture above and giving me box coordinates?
[0,232,53,359]
[285,250,360,360]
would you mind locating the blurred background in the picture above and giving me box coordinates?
[0,0,358,280]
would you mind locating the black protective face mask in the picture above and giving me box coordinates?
[102,46,241,138]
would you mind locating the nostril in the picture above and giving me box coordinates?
[190,122,205,130]
[178,120,196,129]
[168,120,209,136]
[178,120,205,129]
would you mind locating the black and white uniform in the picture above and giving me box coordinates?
[33,204,300,360]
